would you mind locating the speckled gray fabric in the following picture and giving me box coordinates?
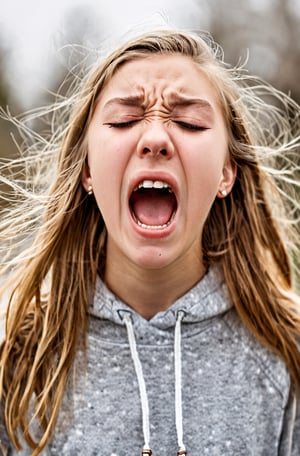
[7,266,300,455]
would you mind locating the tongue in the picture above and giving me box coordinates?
[131,189,176,226]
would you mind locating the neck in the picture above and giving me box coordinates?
[104,255,206,320]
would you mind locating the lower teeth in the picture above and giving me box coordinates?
[136,220,170,230]
[132,211,175,230]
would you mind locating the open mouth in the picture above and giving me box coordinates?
[129,179,177,230]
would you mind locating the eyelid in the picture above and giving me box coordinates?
[103,119,140,128]
[173,120,209,131]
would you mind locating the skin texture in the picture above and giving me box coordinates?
[82,54,236,318]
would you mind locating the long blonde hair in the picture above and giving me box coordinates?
[0,30,300,454]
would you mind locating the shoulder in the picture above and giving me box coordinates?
[223,309,290,402]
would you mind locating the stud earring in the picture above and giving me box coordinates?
[221,189,227,197]
[87,185,93,195]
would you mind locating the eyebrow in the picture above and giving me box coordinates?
[103,95,144,112]
[168,94,214,112]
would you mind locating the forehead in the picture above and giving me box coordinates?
[97,54,221,109]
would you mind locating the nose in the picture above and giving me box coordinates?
[136,122,175,159]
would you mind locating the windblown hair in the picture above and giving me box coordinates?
[0,30,300,454]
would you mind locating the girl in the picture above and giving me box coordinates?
[0,29,300,455]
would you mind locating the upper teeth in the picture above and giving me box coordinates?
[135,180,173,192]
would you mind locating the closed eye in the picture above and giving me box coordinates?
[174,121,209,131]
[104,120,139,128]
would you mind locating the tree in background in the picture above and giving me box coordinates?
[0,38,20,161]
[46,5,105,103]
[195,0,300,103]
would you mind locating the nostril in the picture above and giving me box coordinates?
[140,146,170,157]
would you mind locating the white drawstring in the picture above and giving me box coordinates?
[174,311,186,455]
[123,311,187,455]
[123,314,152,454]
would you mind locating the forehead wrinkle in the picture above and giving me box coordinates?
[101,92,217,121]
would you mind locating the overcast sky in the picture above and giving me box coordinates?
[1,0,207,108]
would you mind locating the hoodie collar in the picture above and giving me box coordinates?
[90,264,232,330]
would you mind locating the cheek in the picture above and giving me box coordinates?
[184,145,227,205]
[88,133,120,181]
[87,135,130,216]
[187,147,226,185]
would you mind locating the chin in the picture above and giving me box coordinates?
[130,247,176,271]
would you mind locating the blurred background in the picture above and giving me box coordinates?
[0,0,300,160]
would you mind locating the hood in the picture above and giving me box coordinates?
[89,264,232,330]
[88,264,233,455]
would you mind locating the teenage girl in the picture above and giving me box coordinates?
[0,30,300,455]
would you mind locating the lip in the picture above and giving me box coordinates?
[127,171,179,239]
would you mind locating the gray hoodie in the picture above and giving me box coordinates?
[5,266,300,455]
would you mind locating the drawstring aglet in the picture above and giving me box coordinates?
[177,450,187,455]
[142,449,152,455]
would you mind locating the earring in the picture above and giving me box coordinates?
[87,185,93,195]
[221,189,227,197]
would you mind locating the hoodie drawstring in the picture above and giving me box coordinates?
[123,312,187,456]
[174,311,186,455]
[124,314,151,454]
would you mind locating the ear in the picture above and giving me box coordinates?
[217,158,237,198]
[82,160,92,193]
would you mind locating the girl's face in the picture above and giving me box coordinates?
[83,54,235,276]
